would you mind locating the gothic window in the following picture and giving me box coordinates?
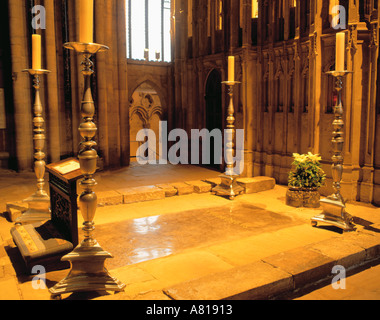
[264,1,269,41]
[276,77,284,112]
[207,0,211,37]
[289,0,296,39]
[126,0,172,62]
[300,0,310,37]
[275,0,284,41]
[252,0,259,18]
[303,74,309,113]
[0,88,5,153]
[216,0,223,30]
[188,0,193,38]
[264,77,269,112]
[326,75,335,113]
[289,76,295,113]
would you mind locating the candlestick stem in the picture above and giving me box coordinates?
[49,42,125,299]
[212,81,244,200]
[16,69,51,224]
[311,70,355,232]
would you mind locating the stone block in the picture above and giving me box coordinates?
[340,232,380,261]
[97,190,123,207]
[170,183,194,196]
[307,238,366,269]
[156,184,178,197]
[164,260,293,300]
[202,178,222,187]
[237,176,276,194]
[185,181,212,193]
[262,247,335,289]
[121,186,166,204]
[6,202,28,222]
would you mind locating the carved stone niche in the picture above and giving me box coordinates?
[129,82,163,162]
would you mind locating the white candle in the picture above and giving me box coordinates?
[228,56,235,82]
[79,0,94,43]
[336,32,345,71]
[32,34,41,70]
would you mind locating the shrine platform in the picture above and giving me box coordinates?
[0,164,380,300]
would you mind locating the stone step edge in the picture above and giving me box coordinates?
[5,177,276,220]
[96,176,276,207]
[162,232,380,300]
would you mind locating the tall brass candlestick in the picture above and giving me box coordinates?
[16,69,51,224]
[311,71,355,232]
[49,42,125,299]
[212,81,244,200]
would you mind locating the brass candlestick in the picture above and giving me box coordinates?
[311,70,355,232]
[49,42,125,299]
[16,69,51,224]
[212,81,244,200]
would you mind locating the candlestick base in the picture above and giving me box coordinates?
[311,196,355,232]
[49,242,125,299]
[212,174,244,200]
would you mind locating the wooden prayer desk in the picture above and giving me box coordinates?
[46,158,83,247]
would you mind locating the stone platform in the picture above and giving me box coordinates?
[0,164,380,300]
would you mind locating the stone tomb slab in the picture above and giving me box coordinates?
[91,203,303,270]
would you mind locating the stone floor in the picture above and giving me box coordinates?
[0,163,380,300]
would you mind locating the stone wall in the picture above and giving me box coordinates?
[173,0,380,206]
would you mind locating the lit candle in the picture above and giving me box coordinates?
[79,0,94,43]
[336,32,345,71]
[228,56,235,82]
[32,34,41,70]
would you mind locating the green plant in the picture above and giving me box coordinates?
[288,152,326,189]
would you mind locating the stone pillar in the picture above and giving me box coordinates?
[242,0,252,47]
[8,0,33,171]
[355,17,378,203]
[116,0,130,167]
[43,0,61,164]
[95,0,109,167]
[67,0,81,155]
[311,0,322,155]
[229,0,239,50]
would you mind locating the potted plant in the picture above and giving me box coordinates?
[286,152,326,208]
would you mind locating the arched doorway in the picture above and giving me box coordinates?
[205,69,223,170]
[129,82,163,163]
